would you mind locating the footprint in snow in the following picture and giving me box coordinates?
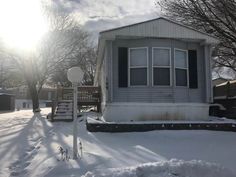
[8,142,41,176]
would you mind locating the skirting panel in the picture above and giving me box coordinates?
[103,102,209,122]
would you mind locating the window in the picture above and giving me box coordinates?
[175,49,188,86]
[152,48,171,86]
[129,47,148,86]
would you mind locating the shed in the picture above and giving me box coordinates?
[0,93,15,111]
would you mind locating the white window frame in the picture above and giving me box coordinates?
[152,47,172,87]
[128,47,149,87]
[174,48,189,87]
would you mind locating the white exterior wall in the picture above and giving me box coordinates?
[103,103,209,122]
[111,38,206,103]
[95,18,219,87]
[15,99,47,110]
[95,18,218,122]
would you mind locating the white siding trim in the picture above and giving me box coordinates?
[128,47,149,87]
[110,41,113,102]
[152,47,172,87]
[204,45,211,103]
[174,48,189,87]
[209,45,213,103]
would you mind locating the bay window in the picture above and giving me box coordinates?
[175,49,188,86]
[129,47,148,86]
[152,48,171,86]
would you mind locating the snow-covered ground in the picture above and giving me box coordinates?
[0,109,236,177]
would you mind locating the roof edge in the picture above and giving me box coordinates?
[100,17,164,34]
[99,17,218,41]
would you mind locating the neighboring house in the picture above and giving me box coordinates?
[212,77,229,86]
[0,89,15,111]
[94,17,219,122]
[8,86,56,110]
[213,80,236,118]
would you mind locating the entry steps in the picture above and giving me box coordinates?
[53,100,74,121]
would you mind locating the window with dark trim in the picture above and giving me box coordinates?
[175,49,188,86]
[152,48,171,86]
[129,47,148,86]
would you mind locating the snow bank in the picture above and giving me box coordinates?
[82,159,235,177]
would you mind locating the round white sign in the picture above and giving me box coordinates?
[67,67,84,83]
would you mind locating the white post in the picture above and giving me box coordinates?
[67,67,84,160]
[73,82,78,159]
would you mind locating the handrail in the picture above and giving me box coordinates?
[50,85,61,121]
[50,86,102,118]
[61,86,101,102]
[51,99,57,121]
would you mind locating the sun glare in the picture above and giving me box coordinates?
[0,0,48,52]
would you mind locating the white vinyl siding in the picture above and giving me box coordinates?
[128,47,148,86]
[112,39,206,103]
[174,49,188,87]
[152,47,171,86]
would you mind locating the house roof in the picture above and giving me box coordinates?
[0,93,14,96]
[215,80,236,87]
[100,17,216,39]
[99,17,218,43]
[212,77,230,86]
[94,17,219,85]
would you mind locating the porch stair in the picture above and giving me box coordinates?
[50,86,101,122]
[53,100,73,121]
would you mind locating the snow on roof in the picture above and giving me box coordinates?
[0,93,14,96]
[215,80,236,87]
[7,84,56,90]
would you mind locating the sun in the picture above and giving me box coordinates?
[0,0,48,52]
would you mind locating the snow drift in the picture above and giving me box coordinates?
[82,159,235,177]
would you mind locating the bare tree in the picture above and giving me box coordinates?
[2,51,42,111]
[0,43,23,89]
[0,58,8,88]
[50,45,97,86]
[40,6,97,86]
[157,0,236,76]
[0,41,8,88]
[2,7,97,112]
